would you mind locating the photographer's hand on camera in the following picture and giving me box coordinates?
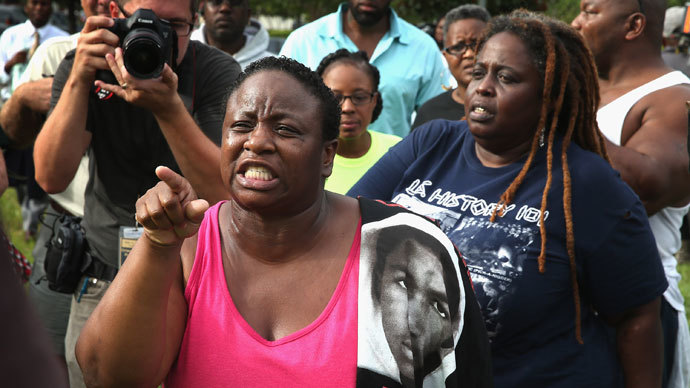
[89,40,229,204]
[72,16,119,85]
[37,8,229,206]
[94,47,182,115]
[135,166,209,249]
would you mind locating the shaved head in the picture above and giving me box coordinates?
[638,0,667,46]
[573,0,668,73]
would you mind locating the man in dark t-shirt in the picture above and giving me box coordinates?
[33,1,240,387]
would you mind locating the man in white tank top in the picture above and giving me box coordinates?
[573,1,690,388]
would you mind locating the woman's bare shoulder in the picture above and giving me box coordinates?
[328,191,361,222]
[325,192,361,245]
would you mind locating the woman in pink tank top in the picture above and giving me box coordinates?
[75,57,491,388]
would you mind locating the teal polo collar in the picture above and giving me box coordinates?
[318,3,410,45]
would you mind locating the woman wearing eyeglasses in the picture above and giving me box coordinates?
[316,49,401,195]
[412,5,490,130]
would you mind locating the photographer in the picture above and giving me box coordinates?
[32,0,240,386]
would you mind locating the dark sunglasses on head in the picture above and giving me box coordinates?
[443,40,479,56]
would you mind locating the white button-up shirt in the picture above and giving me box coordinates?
[0,19,68,100]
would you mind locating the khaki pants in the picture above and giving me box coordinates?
[64,276,110,388]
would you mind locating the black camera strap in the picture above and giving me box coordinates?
[34,210,62,285]
[191,42,196,112]
[171,30,179,75]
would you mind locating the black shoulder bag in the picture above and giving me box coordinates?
[44,214,89,294]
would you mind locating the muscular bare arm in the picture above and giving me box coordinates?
[604,85,690,215]
[77,234,189,387]
[0,77,52,149]
[76,167,206,386]
[34,17,118,193]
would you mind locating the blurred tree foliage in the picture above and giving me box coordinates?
[545,0,689,25]
[46,0,690,33]
[545,0,580,23]
[254,0,340,24]
[396,0,546,24]
[255,0,550,27]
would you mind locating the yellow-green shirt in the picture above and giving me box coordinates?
[325,130,402,195]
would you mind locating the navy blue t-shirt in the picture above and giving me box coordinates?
[349,119,668,387]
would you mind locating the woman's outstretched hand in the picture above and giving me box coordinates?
[135,166,209,247]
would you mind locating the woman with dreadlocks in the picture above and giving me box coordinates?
[349,10,668,387]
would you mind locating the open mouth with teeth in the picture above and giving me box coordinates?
[468,104,493,122]
[243,166,274,181]
[236,164,279,190]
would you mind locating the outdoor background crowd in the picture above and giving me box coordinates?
[0,0,689,387]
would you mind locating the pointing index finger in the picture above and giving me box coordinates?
[155,166,189,195]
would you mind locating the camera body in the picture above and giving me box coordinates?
[99,8,177,81]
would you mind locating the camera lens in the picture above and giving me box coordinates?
[122,29,165,78]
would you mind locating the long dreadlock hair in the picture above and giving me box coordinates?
[483,10,610,344]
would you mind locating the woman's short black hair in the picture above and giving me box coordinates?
[316,49,383,124]
[224,56,341,141]
[443,4,491,41]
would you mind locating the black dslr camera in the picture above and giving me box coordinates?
[98,8,177,82]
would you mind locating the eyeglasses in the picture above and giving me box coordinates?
[117,2,194,37]
[333,92,375,106]
[208,0,245,7]
[443,40,479,56]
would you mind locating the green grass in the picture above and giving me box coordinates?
[268,29,292,38]
[0,187,36,264]
[680,260,690,321]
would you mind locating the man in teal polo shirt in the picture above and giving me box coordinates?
[280,0,447,137]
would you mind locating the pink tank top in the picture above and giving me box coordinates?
[164,202,360,387]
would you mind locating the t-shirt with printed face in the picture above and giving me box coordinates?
[348,119,668,387]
